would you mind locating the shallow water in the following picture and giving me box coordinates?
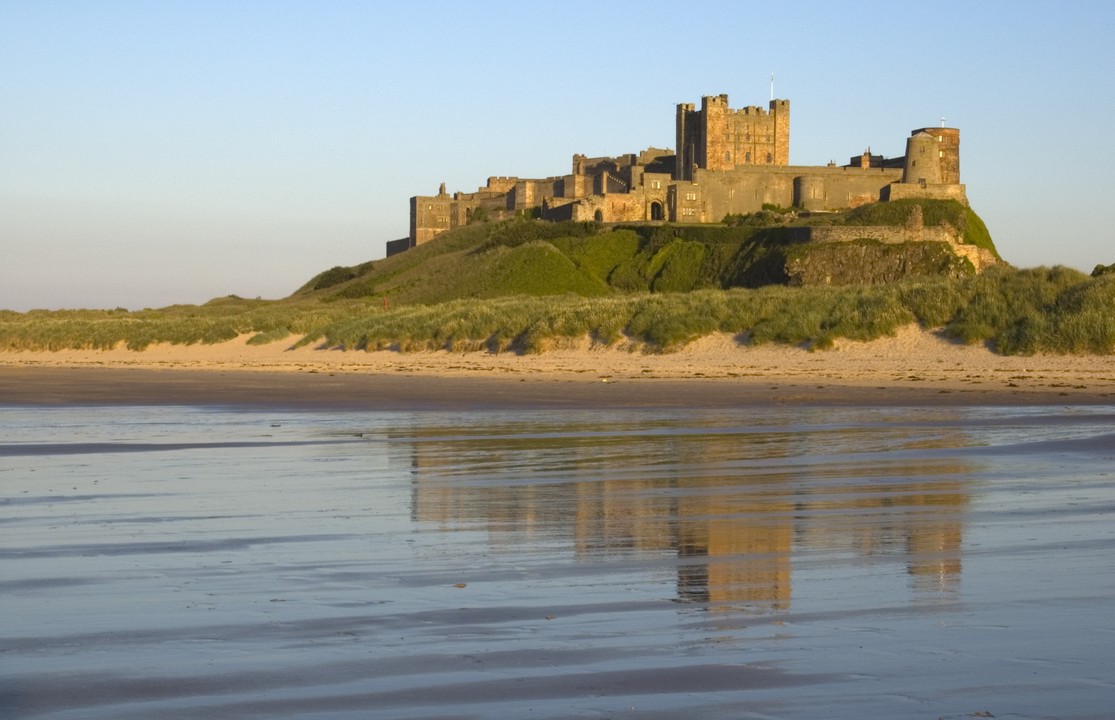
[2,404,1114,719]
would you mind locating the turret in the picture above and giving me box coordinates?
[903,128,960,185]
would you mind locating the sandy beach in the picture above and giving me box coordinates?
[2,326,1114,407]
[6,328,1115,719]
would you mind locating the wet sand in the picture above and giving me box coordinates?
[1,363,1114,409]
[4,404,1114,719]
[4,328,1115,718]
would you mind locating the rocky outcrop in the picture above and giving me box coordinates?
[782,240,974,286]
[772,200,1000,285]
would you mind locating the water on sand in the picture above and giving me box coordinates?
[2,404,1114,719]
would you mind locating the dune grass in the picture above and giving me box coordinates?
[1,203,1101,356]
[3,265,1112,356]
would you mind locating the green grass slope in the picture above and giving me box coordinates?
[4,267,1113,356]
[8,202,1111,356]
[300,200,1000,305]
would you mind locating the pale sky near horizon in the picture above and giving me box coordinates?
[2,1,1113,311]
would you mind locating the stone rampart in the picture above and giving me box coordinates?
[385,237,413,257]
[791,225,963,246]
[787,223,997,272]
[884,182,968,204]
[486,177,519,193]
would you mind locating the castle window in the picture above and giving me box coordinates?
[766,152,772,164]
[745,151,751,163]
[685,192,697,201]
[724,151,731,163]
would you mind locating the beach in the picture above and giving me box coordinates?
[4,329,1115,719]
[4,401,1115,719]
[2,326,1115,408]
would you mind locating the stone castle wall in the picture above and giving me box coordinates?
[668,165,904,223]
[788,224,997,273]
[790,225,963,245]
[407,94,967,247]
[885,182,968,204]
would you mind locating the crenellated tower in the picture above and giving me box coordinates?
[675,94,789,181]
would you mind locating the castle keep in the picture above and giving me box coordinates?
[400,95,966,253]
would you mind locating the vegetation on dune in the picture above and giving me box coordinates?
[3,265,1112,356]
[3,201,1109,356]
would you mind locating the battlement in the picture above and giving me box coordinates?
[677,93,790,177]
[405,93,964,247]
[486,176,519,193]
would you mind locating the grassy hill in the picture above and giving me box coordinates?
[296,199,998,304]
[3,201,1113,356]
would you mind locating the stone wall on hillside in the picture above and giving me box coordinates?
[787,223,998,273]
[783,241,974,286]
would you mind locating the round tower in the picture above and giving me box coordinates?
[902,131,942,185]
[794,175,826,211]
[903,127,960,185]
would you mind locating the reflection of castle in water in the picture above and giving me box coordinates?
[676,490,793,610]
[402,420,970,610]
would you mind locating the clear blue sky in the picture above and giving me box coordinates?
[2,1,1112,310]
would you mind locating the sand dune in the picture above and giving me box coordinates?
[3,325,1113,388]
[2,326,1114,408]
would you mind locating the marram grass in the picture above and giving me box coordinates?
[2,266,1112,356]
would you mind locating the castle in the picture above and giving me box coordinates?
[395,94,966,255]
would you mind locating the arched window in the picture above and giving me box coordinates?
[594,209,604,222]
[766,152,773,164]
